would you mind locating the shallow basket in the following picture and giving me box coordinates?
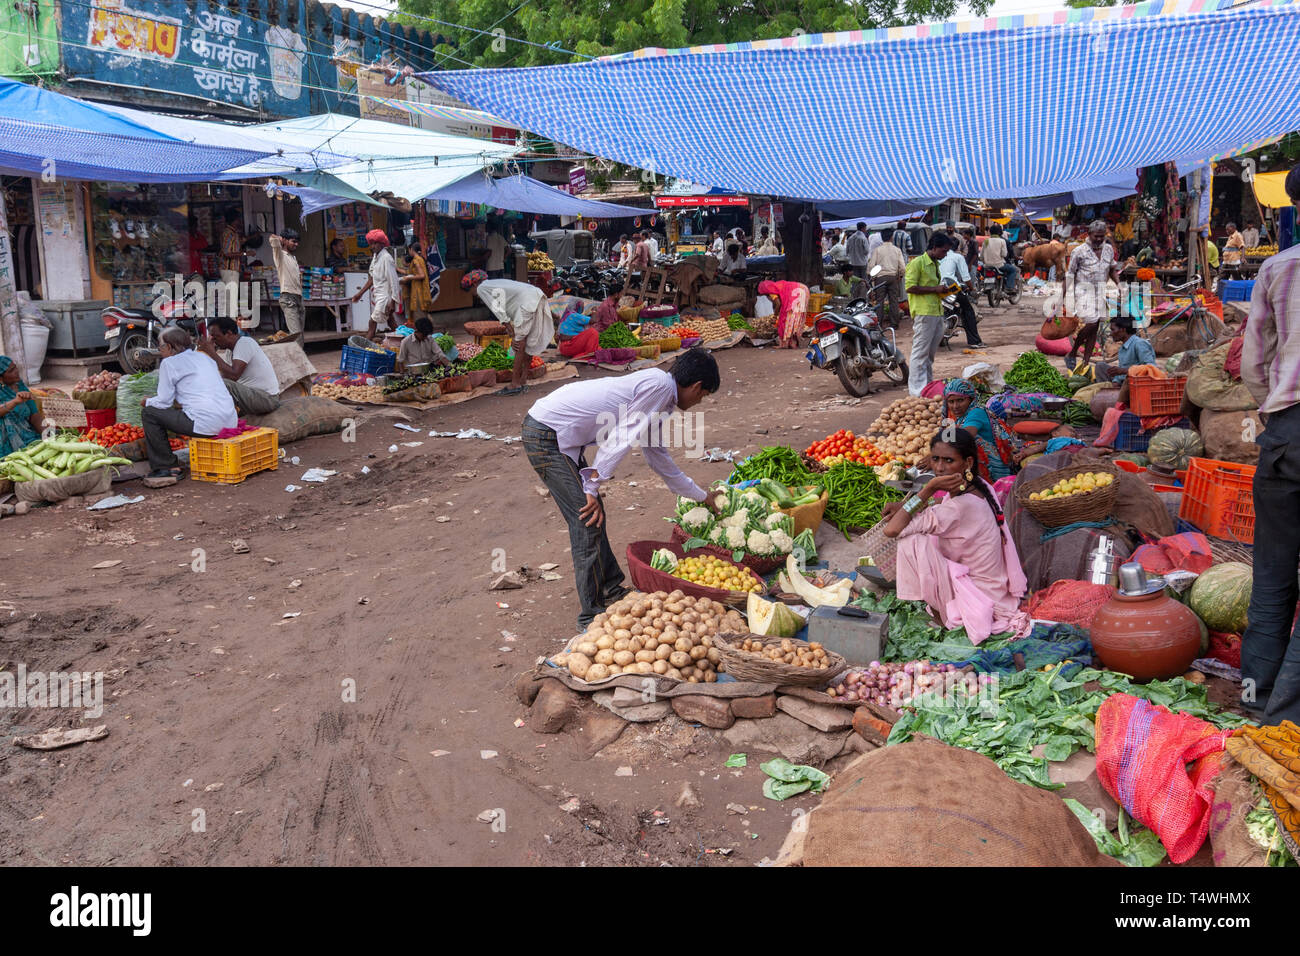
[1014,460,1121,528]
[712,632,848,687]
[626,540,757,606]
[855,517,899,581]
[464,320,509,337]
[777,488,829,537]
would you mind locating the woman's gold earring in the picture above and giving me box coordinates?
[965,469,974,481]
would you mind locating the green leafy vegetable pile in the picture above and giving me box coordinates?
[465,342,513,371]
[727,313,752,330]
[597,322,639,349]
[435,333,456,354]
[1005,351,1072,397]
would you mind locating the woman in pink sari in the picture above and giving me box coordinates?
[757,279,809,349]
[882,429,1031,644]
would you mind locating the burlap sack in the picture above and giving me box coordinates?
[800,738,1120,866]
[16,468,112,503]
[697,285,746,310]
[1199,408,1262,465]
[1151,313,1226,356]
[1207,762,1268,867]
[1186,342,1256,411]
[245,396,351,444]
[72,388,117,410]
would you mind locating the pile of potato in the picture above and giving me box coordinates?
[311,383,385,403]
[867,397,944,466]
[557,590,746,684]
[736,637,833,670]
[691,317,733,342]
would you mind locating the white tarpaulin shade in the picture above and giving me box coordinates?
[417,0,1300,202]
[231,114,518,202]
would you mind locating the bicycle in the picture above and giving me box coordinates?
[1146,274,1218,352]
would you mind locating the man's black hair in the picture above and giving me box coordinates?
[414,317,434,335]
[670,347,720,393]
[839,262,854,275]
[280,228,300,242]
[989,223,1003,235]
[1110,315,1135,334]
[856,221,867,231]
[1286,164,1300,204]
[726,243,740,257]
[210,316,240,336]
[928,232,951,251]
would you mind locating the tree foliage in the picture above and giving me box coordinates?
[398,0,992,68]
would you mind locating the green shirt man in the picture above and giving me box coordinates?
[904,248,946,316]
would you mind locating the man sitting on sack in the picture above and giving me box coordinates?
[198,317,281,414]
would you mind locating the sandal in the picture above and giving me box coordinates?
[496,385,527,396]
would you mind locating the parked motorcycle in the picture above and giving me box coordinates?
[979,262,1022,308]
[102,281,206,374]
[805,268,909,397]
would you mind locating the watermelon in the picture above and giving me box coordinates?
[1115,453,1149,467]
[1189,562,1252,634]
[1147,427,1204,472]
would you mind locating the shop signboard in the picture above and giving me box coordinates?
[653,196,749,208]
[568,167,588,193]
[357,67,411,126]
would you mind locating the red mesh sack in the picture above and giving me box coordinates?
[1224,336,1244,380]
[1024,580,1115,628]
[1161,532,1213,573]
[1130,543,1174,575]
[1208,631,1242,669]
[1094,694,1234,864]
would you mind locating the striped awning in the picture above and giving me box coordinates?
[418,0,1300,203]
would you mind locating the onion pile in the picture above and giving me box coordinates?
[826,660,997,708]
[73,371,121,392]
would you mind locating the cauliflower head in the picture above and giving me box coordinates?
[746,530,775,555]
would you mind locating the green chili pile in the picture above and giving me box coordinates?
[821,461,904,535]
[1004,351,1072,397]
[597,322,639,349]
[728,446,815,487]
[465,342,513,371]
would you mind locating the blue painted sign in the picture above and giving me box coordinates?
[58,0,444,119]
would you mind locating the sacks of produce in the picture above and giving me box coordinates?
[15,467,113,503]
[1199,408,1262,465]
[1088,384,1122,422]
[115,371,158,428]
[1146,427,1204,472]
[1186,342,1256,411]
[1189,562,1252,634]
[245,396,351,443]
[555,590,744,683]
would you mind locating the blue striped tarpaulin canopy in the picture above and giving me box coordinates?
[418,0,1300,203]
[421,173,650,217]
[0,77,271,182]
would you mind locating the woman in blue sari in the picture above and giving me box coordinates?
[942,379,1020,480]
[0,355,41,455]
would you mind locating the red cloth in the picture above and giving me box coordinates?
[1036,332,1072,356]
[1208,631,1242,669]
[559,327,598,358]
[1224,335,1244,380]
[1131,533,1212,575]
[1094,694,1233,864]
[920,379,946,398]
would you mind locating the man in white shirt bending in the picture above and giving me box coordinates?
[523,349,719,630]
[140,326,238,488]
[199,316,282,414]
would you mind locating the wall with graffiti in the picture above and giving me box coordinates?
[56,0,450,119]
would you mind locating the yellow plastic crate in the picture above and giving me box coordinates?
[474,333,513,350]
[188,428,279,484]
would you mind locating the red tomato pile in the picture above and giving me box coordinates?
[529,355,545,369]
[84,423,145,448]
[804,429,892,467]
[169,437,187,450]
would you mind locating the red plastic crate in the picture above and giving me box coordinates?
[81,407,116,430]
[1177,457,1256,544]
[1128,375,1187,416]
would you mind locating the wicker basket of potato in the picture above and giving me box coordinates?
[712,633,848,687]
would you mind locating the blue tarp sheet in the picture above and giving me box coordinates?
[417,1,1300,202]
[0,77,271,182]
[421,173,650,217]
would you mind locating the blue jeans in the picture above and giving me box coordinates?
[523,415,627,630]
[999,263,1020,292]
[1243,404,1300,723]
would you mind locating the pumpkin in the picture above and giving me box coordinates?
[1147,427,1204,472]
[1189,562,1252,634]
[1114,453,1150,467]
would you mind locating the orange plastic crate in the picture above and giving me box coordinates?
[1177,457,1255,544]
[1127,375,1187,417]
[188,428,279,484]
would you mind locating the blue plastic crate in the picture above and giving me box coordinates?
[1114,414,1192,454]
[340,344,394,376]
[1219,279,1255,303]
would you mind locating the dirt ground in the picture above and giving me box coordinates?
[0,294,1067,867]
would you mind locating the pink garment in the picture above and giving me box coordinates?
[214,420,257,440]
[758,280,809,342]
[895,490,1032,644]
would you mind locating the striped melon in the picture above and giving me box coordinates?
[1189,562,1252,634]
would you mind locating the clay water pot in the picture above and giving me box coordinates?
[1089,588,1202,680]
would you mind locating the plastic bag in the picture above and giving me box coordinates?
[962,361,1005,390]
[115,371,159,428]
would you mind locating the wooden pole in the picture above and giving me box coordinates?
[0,186,25,372]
